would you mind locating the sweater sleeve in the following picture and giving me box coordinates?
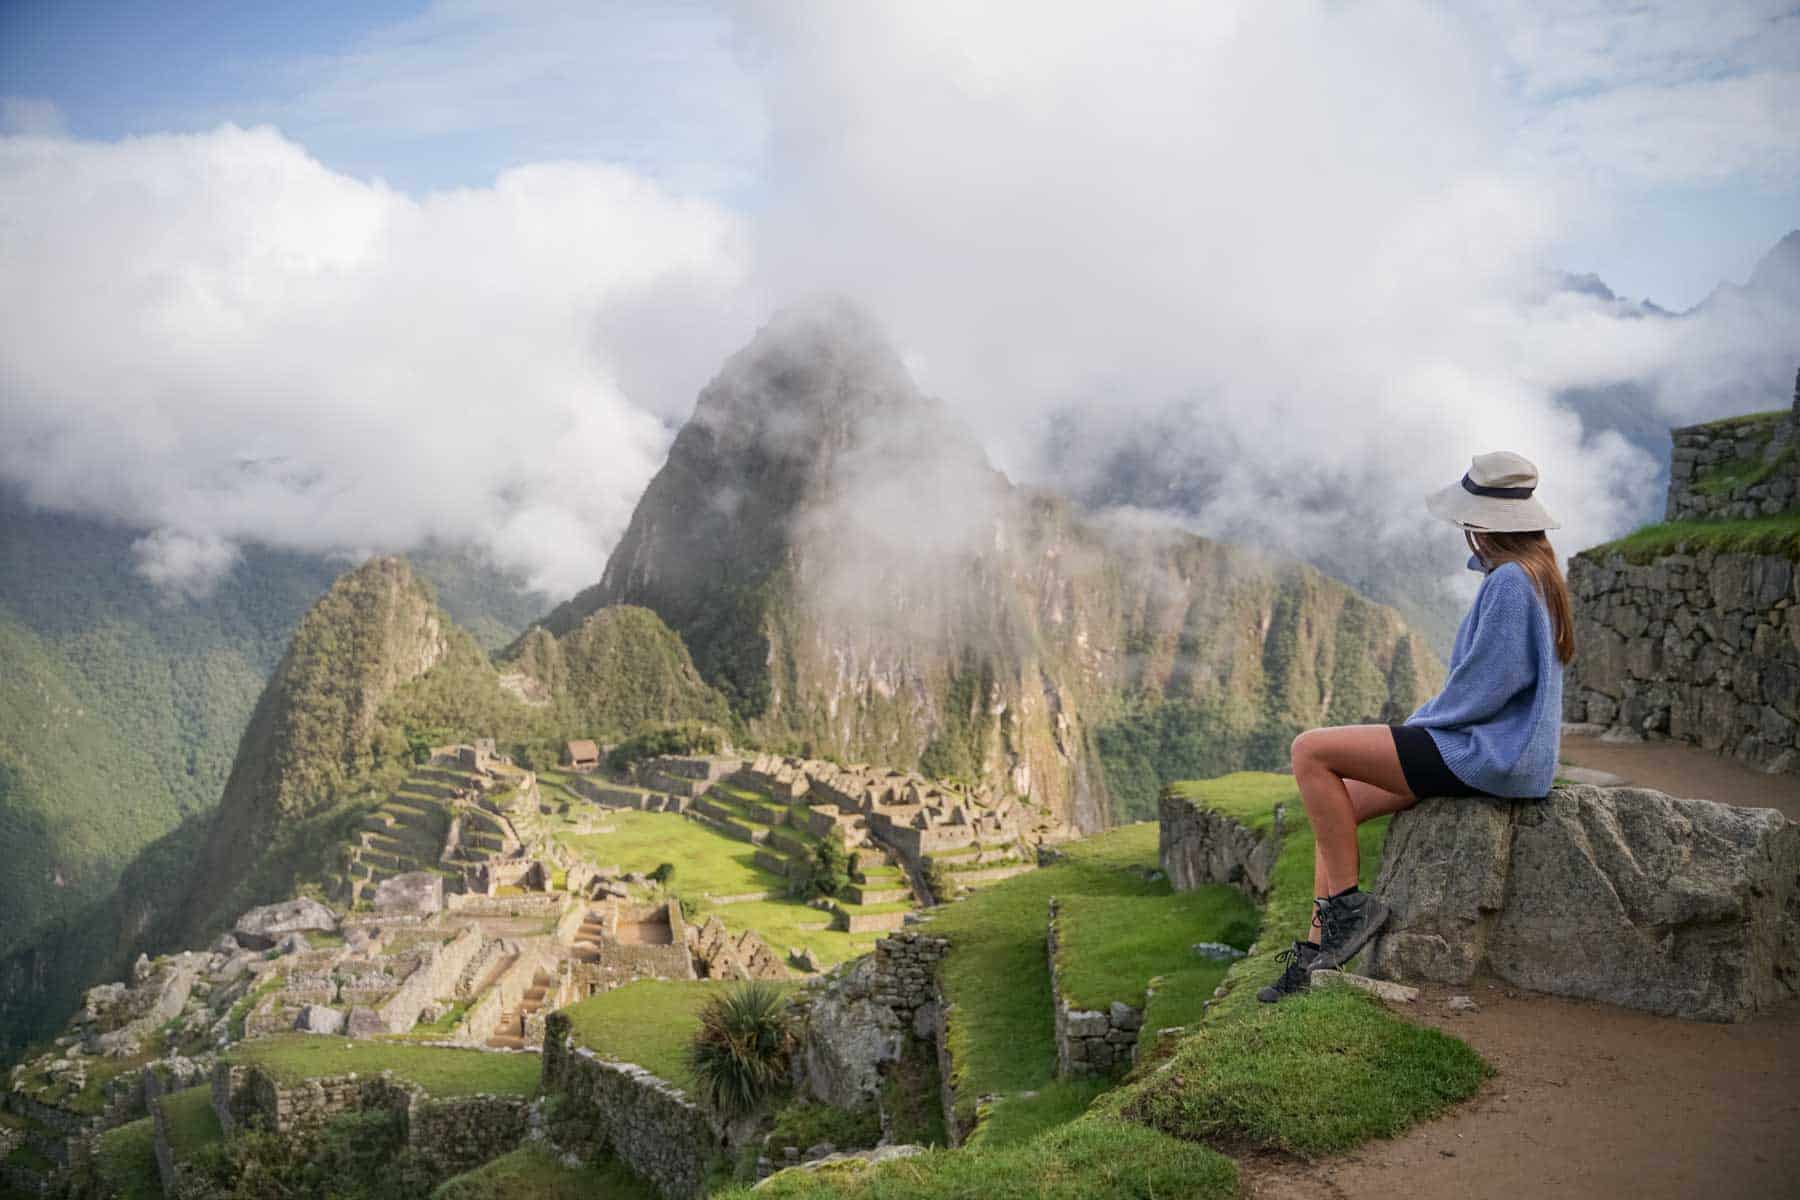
[1407,565,1539,728]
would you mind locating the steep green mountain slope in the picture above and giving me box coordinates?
[533,301,1443,827]
[0,493,547,969]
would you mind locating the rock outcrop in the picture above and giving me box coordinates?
[232,897,338,950]
[1368,786,1800,1021]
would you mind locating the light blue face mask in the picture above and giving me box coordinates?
[1464,532,1491,573]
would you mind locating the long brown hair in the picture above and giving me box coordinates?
[1466,530,1576,664]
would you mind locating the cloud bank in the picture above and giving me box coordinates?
[0,124,751,597]
[1,1,1795,615]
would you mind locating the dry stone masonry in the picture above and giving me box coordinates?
[1367,787,1799,1021]
[1046,898,1141,1076]
[1567,378,1800,770]
[1566,549,1800,769]
[1158,786,1283,899]
[1663,373,1800,522]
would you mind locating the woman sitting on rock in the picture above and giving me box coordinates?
[1259,450,1576,1002]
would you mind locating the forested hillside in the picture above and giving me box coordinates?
[0,493,547,969]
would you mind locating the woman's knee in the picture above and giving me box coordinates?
[1290,728,1325,772]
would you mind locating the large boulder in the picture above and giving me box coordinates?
[234,897,339,950]
[796,957,903,1111]
[373,871,444,917]
[1368,785,1799,1021]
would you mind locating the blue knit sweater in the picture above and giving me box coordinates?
[1404,555,1563,798]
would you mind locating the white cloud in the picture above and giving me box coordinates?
[0,124,753,598]
[736,0,1795,600]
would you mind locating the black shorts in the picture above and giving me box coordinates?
[1388,724,1501,799]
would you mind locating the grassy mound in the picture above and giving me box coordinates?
[723,1115,1236,1200]
[1109,986,1488,1156]
[431,1146,655,1200]
[225,1036,541,1098]
[558,810,783,899]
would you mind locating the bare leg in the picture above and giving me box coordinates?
[1305,778,1411,937]
[1291,725,1419,939]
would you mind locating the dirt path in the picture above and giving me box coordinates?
[1559,731,1800,820]
[1246,733,1800,1199]
[1244,984,1800,1200]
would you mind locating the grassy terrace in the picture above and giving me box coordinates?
[1578,512,1800,564]
[557,810,783,898]
[924,822,1248,1145]
[708,899,880,967]
[560,979,798,1093]
[433,1145,656,1200]
[225,1036,540,1098]
[93,1117,160,1200]
[1097,772,1489,1156]
[157,1085,222,1162]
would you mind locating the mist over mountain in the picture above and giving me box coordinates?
[535,301,1440,829]
[1037,230,1800,653]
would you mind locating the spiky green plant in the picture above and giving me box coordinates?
[686,982,796,1118]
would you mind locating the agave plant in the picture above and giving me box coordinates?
[686,982,796,1118]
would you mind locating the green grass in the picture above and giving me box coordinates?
[225,1036,541,1098]
[972,1079,1110,1148]
[922,822,1248,1142]
[156,1085,222,1161]
[93,1116,162,1200]
[765,1099,882,1153]
[1687,407,1784,431]
[1055,880,1255,1013]
[1102,771,1490,1157]
[707,899,880,967]
[558,810,783,899]
[719,1116,1235,1200]
[1166,771,1293,835]
[559,980,797,1093]
[1106,986,1490,1157]
[431,1146,656,1200]
[1691,446,1792,496]
[1578,512,1800,564]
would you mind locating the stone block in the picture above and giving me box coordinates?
[373,871,444,916]
[234,897,338,950]
[1064,1009,1109,1039]
[294,1005,346,1035]
[1108,1001,1142,1031]
[1309,970,1418,1003]
[1368,787,1799,1021]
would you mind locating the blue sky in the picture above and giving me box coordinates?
[4,0,1794,309]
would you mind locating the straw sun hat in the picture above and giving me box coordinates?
[1425,450,1559,532]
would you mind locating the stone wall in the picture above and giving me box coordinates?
[206,1060,528,1179]
[1565,550,1799,771]
[1046,899,1141,1076]
[1665,389,1800,522]
[1159,786,1284,897]
[541,1013,721,1200]
[443,893,566,916]
[375,926,484,1033]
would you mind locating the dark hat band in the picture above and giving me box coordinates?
[1461,473,1535,500]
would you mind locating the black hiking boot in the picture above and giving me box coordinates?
[1314,889,1391,970]
[1256,940,1322,1003]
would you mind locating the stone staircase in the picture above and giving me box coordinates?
[484,968,555,1049]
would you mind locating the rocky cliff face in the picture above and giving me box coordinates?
[536,301,1440,828]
